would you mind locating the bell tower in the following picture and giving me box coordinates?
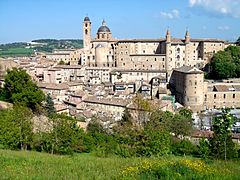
[83,16,91,49]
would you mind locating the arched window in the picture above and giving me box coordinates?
[85,29,88,35]
[177,55,180,61]
[102,34,105,39]
[85,23,88,27]
[177,48,180,53]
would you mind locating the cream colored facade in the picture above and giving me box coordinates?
[69,16,232,81]
[45,53,71,63]
[171,67,240,112]
[85,67,110,84]
[170,66,204,112]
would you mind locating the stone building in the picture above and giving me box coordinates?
[170,66,240,112]
[70,16,232,79]
[170,66,205,112]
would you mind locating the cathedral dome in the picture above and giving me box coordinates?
[97,20,111,33]
[84,16,90,21]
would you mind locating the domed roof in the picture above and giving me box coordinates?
[84,16,90,21]
[97,20,111,33]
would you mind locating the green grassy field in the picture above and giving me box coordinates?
[0,47,34,57]
[0,149,239,179]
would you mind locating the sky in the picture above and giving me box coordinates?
[0,0,239,44]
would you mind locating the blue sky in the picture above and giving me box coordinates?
[0,0,239,44]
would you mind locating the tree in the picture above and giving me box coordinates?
[2,68,45,110]
[237,36,240,44]
[226,46,240,77]
[0,106,33,150]
[48,114,86,154]
[133,93,153,126]
[210,46,240,79]
[13,105,33,150]
[210,109,237,160]
[44,94,56,117]
[121,108,132,123]
[171,113,193,137]
[179,108,192,120]
[211,51,236,79]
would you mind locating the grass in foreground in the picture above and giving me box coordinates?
[0,149,239,179]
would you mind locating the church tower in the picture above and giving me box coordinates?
[83,16,91,49]
[185,29,190,66]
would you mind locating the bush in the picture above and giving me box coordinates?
[171,139,198,156]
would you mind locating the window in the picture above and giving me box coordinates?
[177,55,180,61]
[85,23,88,27]
[177,48,180,53]
[85,29,88,35]
[189,80,192,86]
[224,94,226,99]
[233,94,235,98]
[214,94,216,99]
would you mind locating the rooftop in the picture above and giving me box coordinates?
[174,66,203,74]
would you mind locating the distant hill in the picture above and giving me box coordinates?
[0,39,83,57]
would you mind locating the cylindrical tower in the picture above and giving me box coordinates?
[95,44,107,67]
[183,70,204,112]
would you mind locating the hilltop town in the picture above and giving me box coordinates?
[0,16,239,129]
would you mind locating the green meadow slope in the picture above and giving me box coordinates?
[0,149,240,179]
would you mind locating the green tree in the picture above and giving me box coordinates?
[209,46,240,79]
[133,93,153,126]
[179,108,192,120]
[210,109,237,160]
[237,36,240,44]
[121,108,132,123]
[44,94,56,117]
[0,106,33,150]
[226,46,240,77]
[48,114,86,154]
[171,113,193,137]
[211,51,236,79]
[13,105,33,150]
[198,138,210,159]
[2,68,45,110]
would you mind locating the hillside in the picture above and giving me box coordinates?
[0,149,239,179]
[0,39,83,57]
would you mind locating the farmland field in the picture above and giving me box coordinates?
[0,47,34,57]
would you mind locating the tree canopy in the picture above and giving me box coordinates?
[210,46,240,79]
[1,68,45,110]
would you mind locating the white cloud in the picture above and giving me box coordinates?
[188,0,240,18]
[160,9,179,19]
[218,26,230,31]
